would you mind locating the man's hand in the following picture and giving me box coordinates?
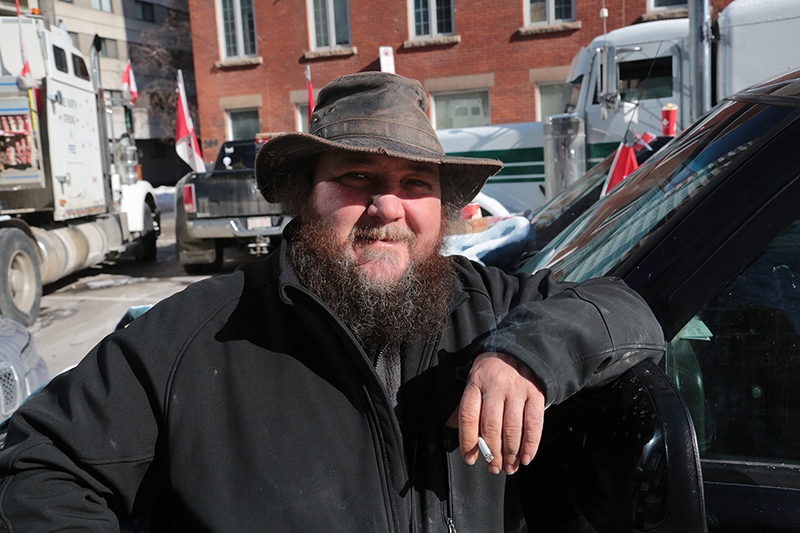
[446,352,545,475]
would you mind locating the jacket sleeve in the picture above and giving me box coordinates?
[0,316,173,531]
[469,262,666,407]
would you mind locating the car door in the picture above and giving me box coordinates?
[619,108,800,531]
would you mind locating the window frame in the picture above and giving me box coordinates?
[216,0,258,60]
[646,0,687,13]
[430,89,491,130]
[226,108,260,141]
[409,0,455,40]
[308,0,351,51]
[523,0,576,27]
[90,0,112,13]
[134,0,156,22]
[97,38,118,59]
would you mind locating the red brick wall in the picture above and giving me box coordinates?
[189,0,734,153]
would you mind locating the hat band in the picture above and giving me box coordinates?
[313,117,445,156]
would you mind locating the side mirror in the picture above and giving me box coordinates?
[519,360,707,533]
[598,45,620,114]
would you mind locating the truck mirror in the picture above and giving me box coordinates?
[598,44,620,114]
[518,360,707,533]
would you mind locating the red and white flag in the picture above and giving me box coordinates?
[601,142,639,197]
[14,0,37,90]
[306,65,315,129]
[121,61,138,105]
[175,69,204,173]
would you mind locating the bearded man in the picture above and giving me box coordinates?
[0,73,665,532]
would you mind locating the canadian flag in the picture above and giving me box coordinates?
[175,69,204,173]
[601,142,638,197]
[121,61,138,105]
[14,0,37,90]
[306,65,315,129]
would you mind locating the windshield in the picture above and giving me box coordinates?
[519,100,795,281]
[215,142,257,170]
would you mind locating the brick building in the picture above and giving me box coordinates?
[186,0,732,156]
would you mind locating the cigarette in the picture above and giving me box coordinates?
[477,436,494,463]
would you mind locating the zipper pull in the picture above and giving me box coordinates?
[447,517,457,533]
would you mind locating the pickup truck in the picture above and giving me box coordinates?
[175,138,289,273]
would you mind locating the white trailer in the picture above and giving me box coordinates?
[438,0,800,211]
[0,16,158,326]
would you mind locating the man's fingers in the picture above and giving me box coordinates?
[455,382,483,465]
[520,392,545,466]
[480,391,504,475]
[501,398,524,474]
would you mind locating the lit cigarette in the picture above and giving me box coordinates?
[477,436,494,463]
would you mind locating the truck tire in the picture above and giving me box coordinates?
[138,203,158,263]
[0,228,42,327]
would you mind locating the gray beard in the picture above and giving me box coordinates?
[290,217,456,353]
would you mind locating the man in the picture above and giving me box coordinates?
[0,73,664,531]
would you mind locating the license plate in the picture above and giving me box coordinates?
[247,216,272,230]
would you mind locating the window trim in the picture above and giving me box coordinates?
[430,88,491,130]
[646,0,687,13]
[523,0,576,27]
[215,0,258,61]
[408,0,455,40]
[226,107,260,141]
[307,0,352,51]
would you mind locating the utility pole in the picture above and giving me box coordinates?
[688,0,712,122]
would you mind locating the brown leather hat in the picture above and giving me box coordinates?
[255,72,503,208]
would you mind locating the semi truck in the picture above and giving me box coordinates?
[0,15,159,327]
[437,0,800,210]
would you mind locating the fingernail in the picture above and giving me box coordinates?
[489,465,501,475]
[522,454,532,465]
[505,465,516,475]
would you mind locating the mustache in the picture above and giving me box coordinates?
[349,224,417,244]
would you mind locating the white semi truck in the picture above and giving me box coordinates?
[0,15,159,326]
[437,0,800,211]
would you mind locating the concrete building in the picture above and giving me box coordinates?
[2,0,197,185]
[186,0,732,156]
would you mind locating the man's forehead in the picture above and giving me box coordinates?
[320,151,440,177]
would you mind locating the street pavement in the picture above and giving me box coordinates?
[30,212,249,377]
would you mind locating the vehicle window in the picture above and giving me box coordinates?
[619,56,673,102]
[668,218,800,464]
[519,101,795,281]
[53,46,68,73]
[71,54,90,81]
[215,142,257,170]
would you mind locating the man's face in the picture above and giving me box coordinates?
[309,152,443,283]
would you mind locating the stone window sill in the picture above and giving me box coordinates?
[518,21,581,36]
[640,8,688,22]
[403,34,461,49]
[214,56,263,69]
[303,46,358,60]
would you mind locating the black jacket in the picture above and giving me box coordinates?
[0,245,665,532]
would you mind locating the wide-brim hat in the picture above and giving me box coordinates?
[255,71,503,209]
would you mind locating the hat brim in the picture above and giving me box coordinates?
[255,132,503,209]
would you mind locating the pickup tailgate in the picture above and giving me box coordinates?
[190,169,282,217]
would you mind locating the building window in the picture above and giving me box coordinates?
[648,0,686,10]
[91,0,112,13]
[219,0,257,59]
[432,90,490,130]
[536,82,573,120]
[311,0,351,49]
[525,0,574,26]
[296,104,310,133]
[98,38,118,58]
[227,109,260,140]
[135,0,156,22]
[412,0,454,38]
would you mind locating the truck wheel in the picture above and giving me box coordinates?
[0,228,42,327]
[138,204,158,263]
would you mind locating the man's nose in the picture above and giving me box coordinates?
[367,193,404,222]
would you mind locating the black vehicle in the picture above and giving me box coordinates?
[174,137,289,273]
[519,70,800,532]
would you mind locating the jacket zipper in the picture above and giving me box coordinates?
[290,286,404,532]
